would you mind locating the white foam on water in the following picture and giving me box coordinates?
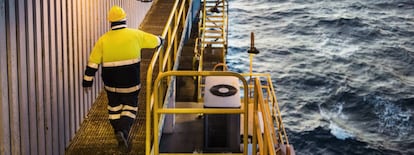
[371,96,412,138]
[319,102,354,140]
[329,122,354,140]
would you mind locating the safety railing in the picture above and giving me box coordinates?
[145,0,292,154]
[254,78,276,155]
[243,73,291,155]
[145,0,194,154]
[193,37,200,71]
[147,70,292,155]
[151,71,250,155]
[195,0,229,101]
[199,0,228,58]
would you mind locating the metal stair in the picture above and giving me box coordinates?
[199,0,228,56]
[201,0,227,48]
[193,0,229,101]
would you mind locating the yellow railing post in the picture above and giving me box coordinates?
[252,78,258,154]
[151,71,249,155]
[145,0,186,154]
[145,1,291,155]
[239,73,291,155]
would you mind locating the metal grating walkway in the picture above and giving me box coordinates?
[65,0,175,154]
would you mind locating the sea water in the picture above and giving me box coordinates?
[227,0,414,154]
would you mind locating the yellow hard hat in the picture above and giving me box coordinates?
[108,5,126,22]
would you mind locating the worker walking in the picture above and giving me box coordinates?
[82,5,163,151]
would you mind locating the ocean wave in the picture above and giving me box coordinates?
[227,0,414,154]
[372,1,414,10]
[367,96,413,138]
[287,127,404,155]
[318,90,414,150]
[317,17,368,28]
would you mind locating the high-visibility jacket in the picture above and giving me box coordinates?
[82,28,161,93]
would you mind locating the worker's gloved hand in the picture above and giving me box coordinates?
[157,36,165,48]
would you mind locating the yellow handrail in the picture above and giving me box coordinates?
[197,0,229,101]
[267,76,290,145]
[243,73,290,155]
[145,0,291,154]
[146,0,193,154]
[254,78,276,155]
[151,71,250,155]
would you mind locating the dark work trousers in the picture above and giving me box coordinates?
[106,90,139,136]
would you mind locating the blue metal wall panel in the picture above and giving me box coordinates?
[0,0,153,154]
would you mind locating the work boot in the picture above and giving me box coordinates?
[115,131,129,152]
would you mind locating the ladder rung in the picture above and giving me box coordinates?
[205,25,223,28]
[205,5,224,8]
[206,17,224,20]
[204,34,223,36]
[204,0,223,3]
[205,19,224,22]
[205,15,225,18]
[204,36,223,39]
[200,27,223,30]
[204,5,224,8]
[206,18,224,23]
[205,11,225,14]
[201,41,225,44]
[205,23,224,26]
[207,15,225,18]
[205,6,224,9]
[205,5,226,9]
[203,40,225,43]
[203,36,224,40]
[202,36,224,39]
[204,30,222,33]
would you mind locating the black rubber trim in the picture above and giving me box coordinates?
[209,84,237,97]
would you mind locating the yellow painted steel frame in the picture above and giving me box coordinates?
[197,0,229,101]
[146,0,193,154]
[145,0,291,154]
[253,78,276,155]
[199,0,228,65]
[152,71,250,155]
[242,73,291,155]
[148,71,291,155]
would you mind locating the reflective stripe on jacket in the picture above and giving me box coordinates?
[82,27,161,92]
